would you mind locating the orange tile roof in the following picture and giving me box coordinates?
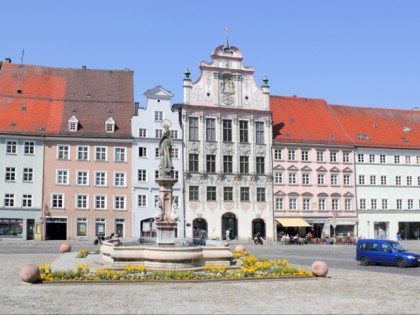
[270,96,353,146]
[329,104,420,149]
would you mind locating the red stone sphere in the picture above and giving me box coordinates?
[311,261,328,277]
[234,245,245,253]
[223,241,230,247]
[59,242,71,253]
[20,264,40,283]
[114,234,119,238]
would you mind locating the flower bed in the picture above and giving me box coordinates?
[38,251,313,282]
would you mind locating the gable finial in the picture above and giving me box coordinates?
[224,27,230,52]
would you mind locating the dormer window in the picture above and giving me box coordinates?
[105,117,115,133]
[68,115,79,132]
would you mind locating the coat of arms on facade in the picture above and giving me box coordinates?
[220,73,235,105]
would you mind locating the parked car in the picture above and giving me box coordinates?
[356,239,420,268]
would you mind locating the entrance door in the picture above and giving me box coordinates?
[222,213,237,240]
[252,218,265,238]
[115,221,124,237]
[45,219,67,240]
[27,219,35,240]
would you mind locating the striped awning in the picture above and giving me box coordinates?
[276,218,311,227]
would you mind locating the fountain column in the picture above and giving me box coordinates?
[155,178,178,245]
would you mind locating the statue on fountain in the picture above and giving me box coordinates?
[159,120,174,179]
[154,197,163,221]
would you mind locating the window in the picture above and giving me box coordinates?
[371,199,377,210]
[137,169,147,182]
[77,146,89,161]
[137,195,147,207]
[22,194,32,208]
[223,156,233,173]
[224,187,233,201]
[207,186,217,201]
[289,198,297,210]
[369,154,375,163]
[319,199,326,211]
[77,218,87,237]
[56,170,68,185]
[95,172,107,187]
[114,147,126,162]
[52,194,64,209]
[274,149,282,160]
[6,140,17,154]
[138,147,147,157]
[394,155,400,164]
[189,154,199,172]
[288,149,296,161]
[77,171,88,186]
[301,150,309,161]
[155,129,163,138]
[289,173,297,184]
[302,174,310,185]
[345,199,352,211]
[418,176,420,186]
[381,175,387,186]
[57,145,69,160]
[417,156,420,164]
[357,154,364,163]
[106,121,115,133]
[172,170,179,180]
[407,176,412,186]
[275,197,284,210]
[138,128,147,138]
[4,193,15,207]
[22,168,33,182]
[408,199,414,210]
[395,176,401,186]
[171,148,179,159]
[154,111,163,122]
[76,195,88,209]
[114,172,126,187]
[155,170,159,179]
[189,186,199,201]
[95,146,107,161]
[223,120,232,142]
[5,167,16,182]
[317,151,324,162]
[380,155,386,163]
[344,174,351,186]
[255,122,265,144]
[239,120,249,143]
[359,198,366,210]
[358,175,365,185]
[69,121,77,131]
[370,175,376,185]
[155,147,161,158]
[303,198,311,210]
[256,157,265,174]
[406,156,411,164]
[170,130,178,139]
[343,152,350,163]
[274,172,283,184]
[332,199,339,211]
[240,156,249,173]
[382,199,388,210]
[240,187,250,201]
[189,117,199,140]
[206,155,216,173]
[396,199,402,210]
[206,118,216,141]
[95,195,106,210]
[331,174,338,186]
[24,141,35,155]
[317,174,325,185]
[330,152,337,162]
[257,188,266,202]
[114,196,126,210]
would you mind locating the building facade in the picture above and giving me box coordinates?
[178,42,274,241]
[131,86,185,238]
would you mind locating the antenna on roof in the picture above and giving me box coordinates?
[223,27,231,53]
[20,49,25,64]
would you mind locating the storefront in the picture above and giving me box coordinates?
[0,219,23,238]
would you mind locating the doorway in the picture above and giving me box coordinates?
[222,212,237,240]
[252,218,265,238]
[45,218,67,240]
[26,219,35,240]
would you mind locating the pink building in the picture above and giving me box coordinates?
[271,96,357,240]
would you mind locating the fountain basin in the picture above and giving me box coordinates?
[100,240,233,270]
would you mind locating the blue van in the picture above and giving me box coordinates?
[356,239,420,268]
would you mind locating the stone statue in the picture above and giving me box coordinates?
[170,203,179,222]
[159,120,173,178]
[154,197,163,221]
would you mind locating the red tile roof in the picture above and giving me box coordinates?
[329,104,420,149]
[270,96,353,146]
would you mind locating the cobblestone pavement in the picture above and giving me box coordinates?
[1,252,420,314]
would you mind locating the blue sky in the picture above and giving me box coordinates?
[2,1,420,109]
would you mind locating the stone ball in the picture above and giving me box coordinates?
[234,245,245,253]
[114,234,119,238]
[223,241,230,247]
[20,264,40,283]
[59,242,71,253]
[311,261,328,277]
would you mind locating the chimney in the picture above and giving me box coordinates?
[5,58,11,63]
[82,65,86,70]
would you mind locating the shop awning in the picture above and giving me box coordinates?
[276,218,311,227]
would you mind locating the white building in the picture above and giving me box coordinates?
[131,86,185,238]
[177,41,274,241]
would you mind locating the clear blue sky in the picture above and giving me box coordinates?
[2,1,420,109]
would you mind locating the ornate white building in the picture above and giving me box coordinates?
[176,41,274,241]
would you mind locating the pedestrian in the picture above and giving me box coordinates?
[396,232,402,244]
[225,228,230,241]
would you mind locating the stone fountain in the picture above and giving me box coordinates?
[100,119,233,270]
